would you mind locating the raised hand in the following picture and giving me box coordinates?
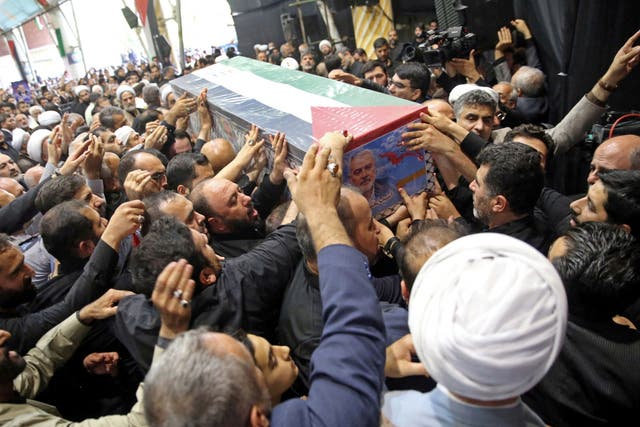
[428,193,461,221]
[101,199,146,250]
[385,334,428,378]
[151,259,195,339]
[510,19,532,39]
[197,88,212,127]
[402,122,457,155]
[399,188,427,221]
[603,29,640,85]
[143,125,168,150]
[328,69,361,86]
[285,144,340,216]
[495,26,513,60]
[77,289,134,323]
[145,120,161,135]
[450,49,481,82]
[268,132,289,184]
[45,126,63,166]
[59,135,92,176]
[166,93,197,126]
[82,134,105,180]
[123,169,152,201]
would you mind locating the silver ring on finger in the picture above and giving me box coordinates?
[327,162,339,178]
[247,138,255,146]
[180,299,190,307]
[173,289,183,299]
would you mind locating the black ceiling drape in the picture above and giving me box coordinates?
[514,0,640,123]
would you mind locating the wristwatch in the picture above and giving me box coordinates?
[382,236,401,259]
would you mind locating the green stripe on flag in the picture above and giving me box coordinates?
[224,57,414,107]
[55,28,65,57]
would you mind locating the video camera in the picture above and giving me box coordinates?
[400,26,477,68]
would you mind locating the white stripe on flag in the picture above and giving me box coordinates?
[192,63,347,123]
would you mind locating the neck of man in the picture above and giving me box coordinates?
[488,211,529,229]
[450,391,519,407]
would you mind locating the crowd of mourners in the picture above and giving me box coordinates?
[0,15,639,427]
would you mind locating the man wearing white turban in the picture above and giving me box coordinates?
[71,84,91,116]
[27,105,43,129]
[27,129,52,164]
[382,233,567,427]
[11,128,29,153]
[37,110,62,128]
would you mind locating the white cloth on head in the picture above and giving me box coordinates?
[73,85,90,96]
[160,84,174,107]
[116,84,135,100]
[319,39,332,50]
[449,84,499,106]
[91,85,103,94]
[280,57,299,70]
[11,128,29,151]
[114,126,135,147]
[28,105,43,116]
[37,111,61,127]
[27,129,52,163]
[408,233,567,401]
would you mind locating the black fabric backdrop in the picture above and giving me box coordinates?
[228,0,357,57]
[227,0,639,123]
[514,0,640,124]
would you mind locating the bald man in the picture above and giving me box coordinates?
[539,134,640,238]
[0,177,25,198]
[200,138,237,174]
[492,82,518,110]
[588,134,640,185]
[23,165,44,189]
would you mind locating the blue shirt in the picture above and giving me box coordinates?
[272,244,386,427]
[383,385,546,427]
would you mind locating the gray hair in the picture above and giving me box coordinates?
[511,66,546,97]
[453,90,497,119]
[144,328,271,427]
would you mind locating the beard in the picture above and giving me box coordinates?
[223,216,260,235]
[0,281,36,309]
[472,198,492,226]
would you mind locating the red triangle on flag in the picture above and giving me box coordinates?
[135,0,148,26]
[311,105,427,151]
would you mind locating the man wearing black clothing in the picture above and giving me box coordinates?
[468,143,550,253]
[28,200,106,312]
[113,216,301,371]
[525,223,640,427]
[189,132,289,258]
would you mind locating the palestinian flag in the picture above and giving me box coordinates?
[171,57,436,217]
